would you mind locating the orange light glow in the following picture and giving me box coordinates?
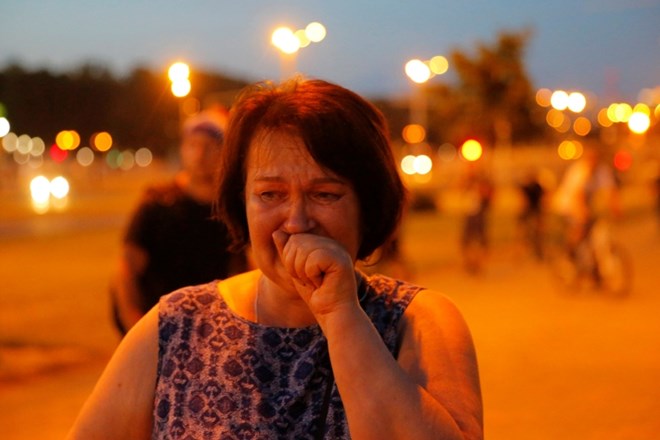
[56,130,80,150]
[546,109,565,128]
[573,117,592,136]
[402,124,426,144]
[613,150,633,171]
[557,140,583,161]
[536,88,552,107]
[91,131,113,151]
[461,139,483,162]
[597,108,613,127]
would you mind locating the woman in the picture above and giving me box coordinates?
[68,78,483,439]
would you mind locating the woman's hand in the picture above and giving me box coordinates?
[272,230,358,318]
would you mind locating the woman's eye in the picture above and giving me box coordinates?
[259,191,282,202]
[314,192,341,202]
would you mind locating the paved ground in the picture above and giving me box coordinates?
[1,168,659,439]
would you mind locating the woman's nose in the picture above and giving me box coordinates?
[283,197,315,233]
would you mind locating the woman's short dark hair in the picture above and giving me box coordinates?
[214,78,406,260]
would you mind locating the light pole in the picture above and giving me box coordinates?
[168,61,192,130]
[404,55,448,134]
[271,22,326,80]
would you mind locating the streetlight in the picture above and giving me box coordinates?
[168,61,193,130]
[404,55,448,136]
[168,62,191,98]
[271,22,326,80]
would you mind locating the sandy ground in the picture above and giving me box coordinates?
[1,167,659,439]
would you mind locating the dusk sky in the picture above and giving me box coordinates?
[2,0,659,104]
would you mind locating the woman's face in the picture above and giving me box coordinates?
[245,130,362,291]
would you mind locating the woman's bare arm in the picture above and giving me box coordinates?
[320,289,483,440]
[66,306,160,440]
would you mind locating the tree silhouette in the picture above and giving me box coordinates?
[449,29,540,147]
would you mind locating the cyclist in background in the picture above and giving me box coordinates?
[554,145,621,258]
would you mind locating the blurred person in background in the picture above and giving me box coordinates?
[553,145,620,255]
[459,164,495,274]
[69,78,483,439]
[110,108,249,335]
[517,169,545,260]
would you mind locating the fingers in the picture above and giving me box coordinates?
[272,230,290,258]
[273,232,337,289]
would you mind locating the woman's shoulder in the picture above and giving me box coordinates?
[364,273,470,332]
[362,273,425,308]
[159,281,222,313]
[158,271,260,323]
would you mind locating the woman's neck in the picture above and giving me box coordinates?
[255,274,318,328]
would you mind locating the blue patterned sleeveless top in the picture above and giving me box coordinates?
[152,273,423,439]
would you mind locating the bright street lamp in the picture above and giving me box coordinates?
[168,61,191,98]
[404,55,448,132]
[271,22,326,80]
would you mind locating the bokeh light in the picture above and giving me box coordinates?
[135,147,153,167]
[171,79,191,98]
[29,175,71,213]
[567,92,586,113]
[168,62,190,82]
[305,22,326,43]
[91,131,113,151]
[405,59,431,84]
[50,144,68,162]
[573,117,592,136]
[413,154,433,175]
[56,130,81,150]
[402,124,426,144]
[30,176,51,204]
[119,150,135,170]
[0,117,9,136]
[461,139,483,162]
[2,132,17,152]
[608,103,633,123]
[272,27,300,54]
[76,147,95,167]
[30,137,45,156]
[295,29,310,48]
[400,154,433,175]
[106,149,121,169]
[536,88,552,107]
[597,108,613,127]
[613,150,633,171]
[628,112,650,134]
[546,109,566,129]
[50,176,70,199]
[557,140,584,160]
[429,55,449,75]
[551,90,569,111]
[633,103,650,116]
[16,134,32,154]
[401,155,416,175]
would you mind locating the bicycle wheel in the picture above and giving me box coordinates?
[597,243,633,297]
[548,248,581,294]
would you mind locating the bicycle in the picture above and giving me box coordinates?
[548,217,633,297]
